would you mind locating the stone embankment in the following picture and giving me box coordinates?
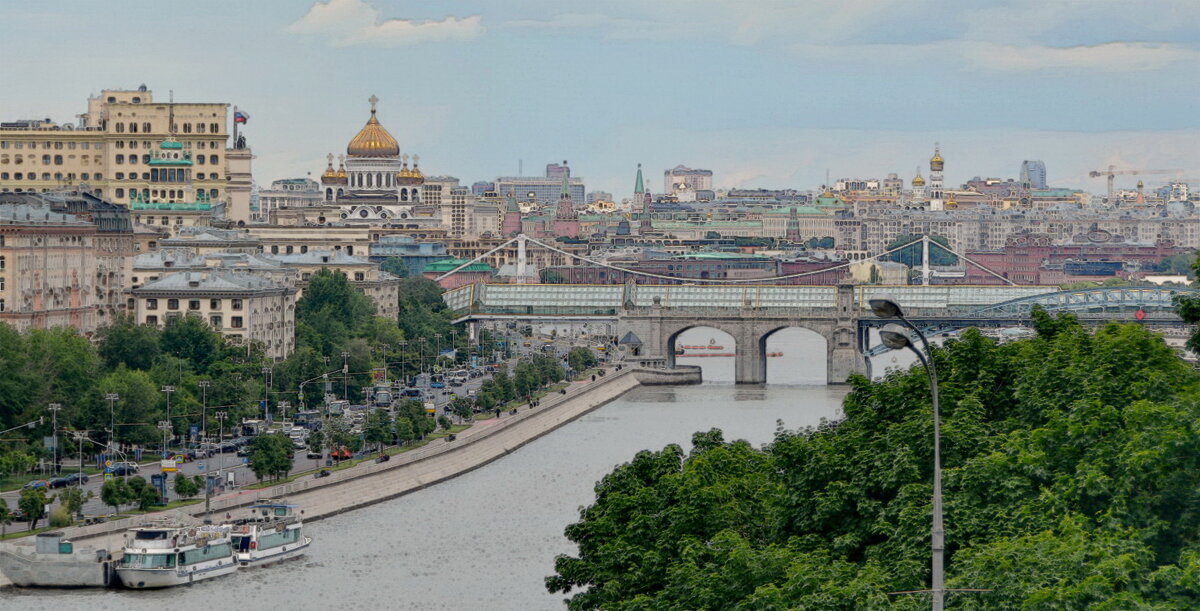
[0,366,642,587]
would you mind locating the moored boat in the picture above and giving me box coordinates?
[228,500,311,568]
[0,533,114,588]
[115,520,237,589]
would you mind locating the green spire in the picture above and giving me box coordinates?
[634,163,644,194]
[506,191,520,212]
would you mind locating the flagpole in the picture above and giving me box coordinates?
[232,105,239,145]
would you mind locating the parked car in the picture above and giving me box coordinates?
[23,480,49,490]
[64,472,90,486]
[48,476,71,489]
[106,462,140,476]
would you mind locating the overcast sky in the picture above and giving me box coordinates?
[2,0,1197,198]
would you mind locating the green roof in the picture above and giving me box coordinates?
[160,140,183,149]
[423,258,494,273]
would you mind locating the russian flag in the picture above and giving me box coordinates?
[234,110,249,124]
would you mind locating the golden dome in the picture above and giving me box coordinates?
[410,165,423,180]
[321,165,337,180]
[347,96,399,157]
[335,166,347,180]
[912,174,925,186]
[399,165,412,179]
[930,147,944,171]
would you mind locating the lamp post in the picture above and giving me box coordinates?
[160,386,175,455]
[340,351,350,400]
[212,410,228,513]
[869,296,944,611]
[398,340,408,386]
[47,403,63,476]
[105,393,119,450]
[262,367,273,424]
[197,380,210,448]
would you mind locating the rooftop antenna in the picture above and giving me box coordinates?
[168,90,175,137]
[519,159,523,177]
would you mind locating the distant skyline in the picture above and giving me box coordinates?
[2,0,1198,198]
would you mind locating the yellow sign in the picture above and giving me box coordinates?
[160,459,178,473]
[104,460,113,468]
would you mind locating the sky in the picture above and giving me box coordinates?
[1,0,1198,199]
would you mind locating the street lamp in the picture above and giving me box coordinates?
[47,403,63,476]
[160,386,175,455]
[197,381,210,448]
[340,351,350,400]
[870,295,945,611]
[397,340,408,386]
[262,367,273,424]
[104,393,119,450]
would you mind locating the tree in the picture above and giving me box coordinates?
[379,257,409,278]
[58,487,93,520]
[0,498,13,537]
[100,478,132,515]
[437,415,453,431]
[363,409,393,451]
[548,319,1200,609]
[248,433,294,482]
[886,234,958,266]
[18,487,50,530]
[540,269,566,284]
[160,314,221,372]
[451,397,474,421]
[126,476,161,511]
[393,418,415,445]
[567,347,597,373]
[96,314,161,371]
[173,473,201,499]
[98,366,161,446]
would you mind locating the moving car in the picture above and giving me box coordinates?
[48,476,71,489]
[64,472,90,486]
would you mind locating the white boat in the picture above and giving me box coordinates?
[228,500,311,568]
[115,520,238,589]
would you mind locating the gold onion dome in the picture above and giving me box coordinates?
[347,96,400,157]
[411,164,423,180]
[321,164,337,180]
[930,148,944,171]
[335,166,347,179]
[912,174,926,186]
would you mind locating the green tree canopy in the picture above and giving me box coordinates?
[549,317,1200,609]
[160,315,221,372]
[96,314,162,371]
[248,433,294,482]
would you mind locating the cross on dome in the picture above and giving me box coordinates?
[369,94,379,113]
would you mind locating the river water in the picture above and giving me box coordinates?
[9,333,846,610]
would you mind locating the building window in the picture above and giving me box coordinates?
[0,277,4,291]
[231,299,243,310]
[188,299,200,310]
[142,122,151,133]
[115,154,124,164]
[197,155,205,165]
[209,155,218,165]
[210,299,220,309]
[146,298,158,310]
[42,155,51,165]
[115,122,124,133]
[53,155,63,165]
[354,272,365,281]
[129,123,138,133]
[231,316,243,329]
[209,315,222,328]
[0,299,3,312]
[0,256,5,270]
[167,298,179,310]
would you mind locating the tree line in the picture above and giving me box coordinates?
[548,310,1200,608]
[0,270,478,481]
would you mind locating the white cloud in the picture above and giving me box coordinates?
[963,41,1200,72]
[288,0,483,47]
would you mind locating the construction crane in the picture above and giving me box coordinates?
[1088,166,1181,202]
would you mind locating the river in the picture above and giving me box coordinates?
[8,332,847,610]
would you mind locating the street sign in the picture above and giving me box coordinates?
[104,473,114,481]
[160,458,178,473]
[1135,309,1146,321]
[104,460,113,468]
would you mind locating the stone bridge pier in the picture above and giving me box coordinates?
[618,285,865,385]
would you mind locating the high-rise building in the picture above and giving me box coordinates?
[493,174,585,208]
[0,86,252,222]
[1020,160,1047,189]
[545,162,570,180]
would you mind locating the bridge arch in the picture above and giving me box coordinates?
[760,325,829,385]
[665,323,740,383]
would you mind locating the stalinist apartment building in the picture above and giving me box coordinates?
[0,86,252,223]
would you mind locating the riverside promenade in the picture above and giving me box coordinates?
[0,366,640,587]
